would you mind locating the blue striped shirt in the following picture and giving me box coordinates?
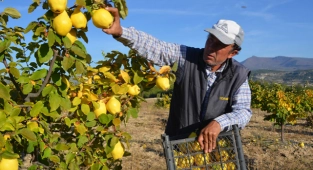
[115,27,252,131]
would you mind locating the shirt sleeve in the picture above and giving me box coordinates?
[114,27,186,66]
[214,79,252,131]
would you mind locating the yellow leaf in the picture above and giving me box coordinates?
[120,70,130,83]
[88,92,99,101]
[103,72,117,82]
[159,65,171,74]
[99,66,111,74]
[113,118,121,126]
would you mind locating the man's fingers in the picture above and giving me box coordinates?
[197,134,204,150]
[105,6,119,18]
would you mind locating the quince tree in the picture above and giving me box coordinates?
[0,0,175,169]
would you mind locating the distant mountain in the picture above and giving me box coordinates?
[241,56,313,71]
[240,56,313,85]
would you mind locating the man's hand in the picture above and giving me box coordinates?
[197,120,221,153]
[102,7,123,37]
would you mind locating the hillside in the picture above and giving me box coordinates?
[241,56,313,71]
[241,56,313,85]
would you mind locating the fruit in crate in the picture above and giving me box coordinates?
[194,153,210,166]
[213,150,230,161]
[218,139,228,147]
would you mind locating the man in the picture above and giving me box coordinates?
[102,7,252,153]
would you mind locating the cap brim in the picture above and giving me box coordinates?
[205,28,234,45]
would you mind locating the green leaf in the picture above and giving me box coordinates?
[85,121,96,127]
[98,114,113,125]
[81,104,90,115]
[60,97,71,110]
[48,29,55,47]
[42,147,52,159]
[22,83,33,94]
[35,26,45,36]
[30,69,47,80]
[71,45,86,58]
[133,71,144,85]
[65,153,75,164]
[24,21,38,34]
[0,83,11,100]
[50,155,60,163]
[42,84,55,97]
[63,36,72,48]
[37,43,53,63]
[72,97,81,106]
[172,61,178,72]
[91,163,100,170]
[19,128,37,141]
[55,143,70,151]
[1,151,20,159]
[127,108,138,118]
[78,30,88,43]
[27,141,35,153]
[0,17,7,27]
[77,135,88,148]
[75,61,85,74]
[75,0,86,6]
[61,55,75,71]
[30,101,44,117]
[49,94,61,112]
[87,112,95,121]
[3,7,21,19]
[0,39,11,53]
[114,0,128,19]
[28,2,39,13]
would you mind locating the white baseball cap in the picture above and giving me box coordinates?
[205,19,244,46]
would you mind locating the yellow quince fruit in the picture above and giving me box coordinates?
[156,76,170,91]
[0,158,19,170]
[94,100,107,118]
[106,97,121,114]
[91,8,113,29]
[48,0,67,13]
[71,7,87,29]
[53,10,72,36]
[111,141,125,160]
[127,84,141,96]
[66,29,77,44]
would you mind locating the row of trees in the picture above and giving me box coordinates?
[250,81,313,142]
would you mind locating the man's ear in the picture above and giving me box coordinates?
[228,50,238,58]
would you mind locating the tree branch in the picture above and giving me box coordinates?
[2,57,26,99]
[25,49,58,102]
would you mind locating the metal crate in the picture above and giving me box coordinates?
[162,125,246,170]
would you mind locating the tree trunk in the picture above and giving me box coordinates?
[281,123,284,142]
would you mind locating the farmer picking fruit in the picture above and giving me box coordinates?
[102,6,252,154]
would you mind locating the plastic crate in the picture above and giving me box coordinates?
[162,125,247,170]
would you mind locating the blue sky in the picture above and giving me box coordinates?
[1,0,313,63]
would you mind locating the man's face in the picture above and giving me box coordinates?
[203,34,238,71]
